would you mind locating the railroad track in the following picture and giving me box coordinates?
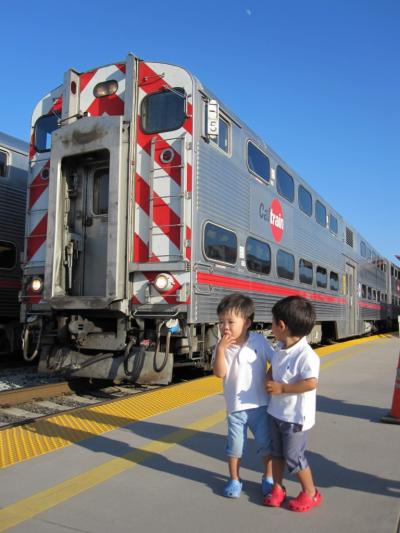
[0,380,160,429]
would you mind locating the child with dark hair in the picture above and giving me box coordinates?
[213,293,274,499]
[264,296,322,512]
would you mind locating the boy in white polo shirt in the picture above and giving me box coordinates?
[264,296,322,512]
[213,293,274,499]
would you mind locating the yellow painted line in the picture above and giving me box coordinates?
[0,409,226,533]
[0,333,392,469]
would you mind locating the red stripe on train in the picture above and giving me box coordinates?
[196,272,347,304]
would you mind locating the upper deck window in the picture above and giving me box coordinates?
[315,200,327,227]
[276,166,294,202]
[141,87,186,134]
[247,141,270,183]
[0,241,16,269]
[210,115,229,153]
[34,113,60,152]
[0,150,7,177]
[329,213,338,235]
[360,241,367,257]
[298,185,312,216]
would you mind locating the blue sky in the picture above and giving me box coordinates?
[2,0,399,264]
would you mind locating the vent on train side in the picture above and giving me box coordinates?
[346,227,354,247]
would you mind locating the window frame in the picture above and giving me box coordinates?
[33,112,61,153]
[246,140,270,183]
[140,87,187,135]
[316,265,328,288]
[276,165,294,203]
[299,258,313,285]
[0,240,17,270]
[298,184,313,217]
[276,249,295,280]
[203,221,238,266]
[0,149,8,178]
[209,113,231,155]
[315,200,327,227]
[245,236,271,275]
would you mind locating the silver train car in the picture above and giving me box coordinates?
[20,53,399,383]
[0,132,28,355]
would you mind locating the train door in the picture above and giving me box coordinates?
[345,262,356,335]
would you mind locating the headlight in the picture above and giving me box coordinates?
[30,277,43,292]
[154,273,174,292]
[93,80,118,98]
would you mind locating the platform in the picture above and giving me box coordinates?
[0,334,399,533]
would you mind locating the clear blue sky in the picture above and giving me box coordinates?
[2,0,399,264]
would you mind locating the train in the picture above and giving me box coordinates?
[20,53,400,384]
[0,132,28,356]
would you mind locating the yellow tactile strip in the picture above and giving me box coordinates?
[0,333,392,468]
[0,376,223,468]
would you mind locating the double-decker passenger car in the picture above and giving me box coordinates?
[0,132,28,355]
[20,53,398,383]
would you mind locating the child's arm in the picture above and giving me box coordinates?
[213,333,236,378]
[266,377,318,395]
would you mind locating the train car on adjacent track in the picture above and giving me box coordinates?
[20,53,398,383]
[0,132,28,356]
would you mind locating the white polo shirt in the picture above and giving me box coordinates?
[267,336,320,431]
[213,332,274,414]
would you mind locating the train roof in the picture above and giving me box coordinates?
[0,131,29,155]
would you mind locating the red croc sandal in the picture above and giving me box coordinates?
[288,490,322,512]
[263,485,286,507]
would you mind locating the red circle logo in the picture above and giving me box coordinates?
[270,198,284,242]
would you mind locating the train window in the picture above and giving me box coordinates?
[298,185,312,216]
[315,200,327,227]
[299,259,313,285]
[367,286,372,299]
[210,115,230,153]
[245,237,271,275]
[247,141,270,183]
[34,113,60,152]
[93,169,109,215]
[204,222,237,264]
[345,227,354,247]
[372,289,376,301]
[330,272,339,291]
[329,214,338,235]
[316,266,327,288]
[276,166,294,202]
[361,284,366,298]
[0,241,16,269]
[0,150,7,177]
[141,87,186,134]
[277,250,295,280]
[360,241,366,257]
[377,291,380,301]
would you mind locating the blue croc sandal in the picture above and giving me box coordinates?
[223,479,242,498]
[261,476,273,496]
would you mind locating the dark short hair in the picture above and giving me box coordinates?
[272,296,316,337]
[217,293,255,322]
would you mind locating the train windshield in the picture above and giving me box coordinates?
[141,87,186,134]
[34,113,60,152]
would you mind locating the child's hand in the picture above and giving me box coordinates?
[266,380,284,395]
[218,332,238,351]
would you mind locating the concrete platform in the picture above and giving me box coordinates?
[0,334,399,533]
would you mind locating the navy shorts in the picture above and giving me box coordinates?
[268,414,309,474]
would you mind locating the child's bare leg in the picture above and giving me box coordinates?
[228,456,241,480]
[296,466,316,496]
[272,457,285,486]
[263,454,273,478]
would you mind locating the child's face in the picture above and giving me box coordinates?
[271,317,286,342]
[218,311,250,343]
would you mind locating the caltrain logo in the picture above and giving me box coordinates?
[269,198,284,242]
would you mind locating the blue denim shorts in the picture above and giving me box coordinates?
[226,406,271,458]
[268,414,309,474]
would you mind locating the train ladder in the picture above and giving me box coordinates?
[148,134,187,262]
